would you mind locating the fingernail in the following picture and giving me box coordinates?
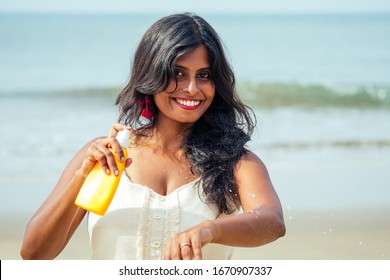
[120,156,124,162]
[105,168,110,174]
[114,169,119,176]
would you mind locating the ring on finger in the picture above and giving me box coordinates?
[180,243,192,250]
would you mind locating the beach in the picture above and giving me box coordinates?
[1,13,389,260]
[2,203,389,260]
[1,107,389,260]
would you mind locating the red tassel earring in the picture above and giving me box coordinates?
[140,96,155,120]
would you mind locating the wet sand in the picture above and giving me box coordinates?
[2,207,389,260]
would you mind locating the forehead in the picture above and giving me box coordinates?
[176,45,210,68]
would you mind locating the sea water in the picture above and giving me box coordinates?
[1,13,390,92]
[0,13,389,216]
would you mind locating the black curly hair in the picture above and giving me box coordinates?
[116,13,256,214]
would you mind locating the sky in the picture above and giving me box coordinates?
[1,0,390,14]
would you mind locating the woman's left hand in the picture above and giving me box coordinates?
[163,220,217,260]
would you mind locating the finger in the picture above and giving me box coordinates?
[90,141,114,174]
[170,240,182,260]
[80,152,99,176]
[92,139,119,175]
[180,243,194,260]
[109,138,126,163]
[80,138,115,176]
[191,239,203,260]
[109,124,131,163]
[98,147,119,175]
[108,123,132,138]
[125,158,132,168]
[166,234,186,260]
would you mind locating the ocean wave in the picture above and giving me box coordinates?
[263,139,390,150]
[2,82,390,109]
[238,83,390,109]
[0,87,120,98]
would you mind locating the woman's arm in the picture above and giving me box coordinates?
[20,142,90,260]
[211,151,286,247]
[20,124,130,259]
[164,151,285,260]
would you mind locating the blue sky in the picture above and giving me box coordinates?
[1,0,390,14]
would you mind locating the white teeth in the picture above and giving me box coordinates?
[176,98,200,107]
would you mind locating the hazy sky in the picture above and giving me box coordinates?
[1,0,390,14]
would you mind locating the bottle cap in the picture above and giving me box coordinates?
[116,129,131,148]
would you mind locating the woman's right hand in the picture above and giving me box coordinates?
[78,123,132,178]
[21,123,133,259]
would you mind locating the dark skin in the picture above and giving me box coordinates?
[20,46,285,260]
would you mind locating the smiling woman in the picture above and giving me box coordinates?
[154,45,215,124]
[20,12,285,260]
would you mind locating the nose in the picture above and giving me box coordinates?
[184,77,199,96]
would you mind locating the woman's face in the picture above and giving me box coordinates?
[154,44,215,125]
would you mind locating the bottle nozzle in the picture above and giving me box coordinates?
[116,129,131,148]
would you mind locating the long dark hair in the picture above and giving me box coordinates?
[116,13,256,214]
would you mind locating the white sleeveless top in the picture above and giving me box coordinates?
[87,173,237,259]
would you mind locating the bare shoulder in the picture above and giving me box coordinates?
[239,150,264,163]
[235,150,270,179]
[235,151,277,211]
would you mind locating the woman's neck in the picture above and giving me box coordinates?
[130,113,193,155]
[152,117,192,152]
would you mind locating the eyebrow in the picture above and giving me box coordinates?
[175,65,211,71]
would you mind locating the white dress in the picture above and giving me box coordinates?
[88,173,237,259]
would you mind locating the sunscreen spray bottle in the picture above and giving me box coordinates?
[75,129,131,215]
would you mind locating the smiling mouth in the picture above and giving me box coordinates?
[174,98,202,109]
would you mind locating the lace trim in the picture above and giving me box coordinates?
[136,189,151,259]
[135,189,181,260]
[161,194,180,259]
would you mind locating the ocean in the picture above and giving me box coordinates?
[0,13,389,217]
[1,13,390,92]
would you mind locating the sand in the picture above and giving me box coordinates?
[234,207,390,260]
[2,207,389,260]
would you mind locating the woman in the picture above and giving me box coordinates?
[21,13,285,260]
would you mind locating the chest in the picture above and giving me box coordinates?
[125,148,198,196]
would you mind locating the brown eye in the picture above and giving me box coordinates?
[175,70,184,77]
[198,72,211,79]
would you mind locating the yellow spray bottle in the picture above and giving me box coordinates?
[75,129,131,215]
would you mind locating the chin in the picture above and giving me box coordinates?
[178,116,203,124]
